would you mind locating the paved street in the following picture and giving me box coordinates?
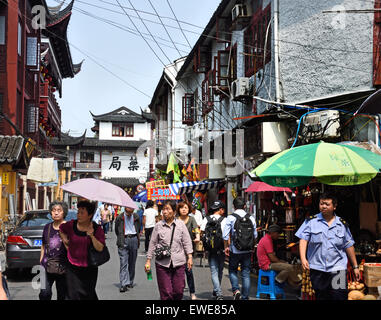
[2,229,299,300]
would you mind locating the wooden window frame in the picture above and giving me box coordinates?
[244,4,271,77]
[182,93,195,125]
[80,151,95,163]
[193,45,211,73]
[112,123,134,137]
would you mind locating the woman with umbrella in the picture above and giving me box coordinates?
[59,200,105,300]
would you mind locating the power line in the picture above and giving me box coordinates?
[147,0,182,57]
[166,0,192,49]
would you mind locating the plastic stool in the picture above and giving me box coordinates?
[256,269,286,300]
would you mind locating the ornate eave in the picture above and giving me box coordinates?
[41,1,83,79]
[49,130,87,147]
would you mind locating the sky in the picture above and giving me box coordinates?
[45,0,222,136]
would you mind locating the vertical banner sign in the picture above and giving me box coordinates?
[26,37,38,67]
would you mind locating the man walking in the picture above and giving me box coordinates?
[295,192,360,300]
[200,200,227,300]
[115,207,141,292]
[142,200,159,253]
[223,197,257,300]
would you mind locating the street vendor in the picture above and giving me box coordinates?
[295,192,360,300]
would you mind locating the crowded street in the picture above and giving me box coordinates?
[1,231,298,300]
[1,0,381,309]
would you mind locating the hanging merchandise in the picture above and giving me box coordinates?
[231,185,237,199]
[301,269,315,300]
[27,157,56,183]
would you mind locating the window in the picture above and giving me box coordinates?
[193,45,211,73]
[182,94,195,125]
[80,152,94,163]
[215,44,237,91]
[0,16,5,45]
[18,22,22,56]
[244,4,271,77]
[112,123,134,137]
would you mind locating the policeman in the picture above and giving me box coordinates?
[295,192,360,300]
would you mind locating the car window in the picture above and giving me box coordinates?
[19,212,52,227]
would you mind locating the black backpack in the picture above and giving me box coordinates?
[232,213,255,251]
[202,216,225,253]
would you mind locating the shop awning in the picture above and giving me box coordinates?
[169,180,224,195]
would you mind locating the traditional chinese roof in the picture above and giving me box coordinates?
[38,0,83,79]
[49,130,87,147]
[102,177,139,188]
[90,107,148,124]
[0,135,28,168]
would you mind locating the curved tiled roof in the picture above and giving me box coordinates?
[0,135,24,164]
[90,106,146,123]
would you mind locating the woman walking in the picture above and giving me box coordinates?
[59,200,105,300]
[145,200,193,300]
[177,202,200,300]
[39,201,68,300]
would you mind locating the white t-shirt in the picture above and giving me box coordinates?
[200,214,226,233]
[190,209,203,227]
[143,208,159,228]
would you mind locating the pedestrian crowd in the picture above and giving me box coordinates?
[0,191,359,301]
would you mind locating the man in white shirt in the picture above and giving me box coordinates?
[200,200,226,300]
[143,200,159,253]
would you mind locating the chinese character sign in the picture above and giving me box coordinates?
[109,156,121,171]
[147,188,180,201]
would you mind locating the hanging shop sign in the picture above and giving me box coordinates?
[147,187,180,201]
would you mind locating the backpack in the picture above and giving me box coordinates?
[232,213,254,251]
[202,216,224,253]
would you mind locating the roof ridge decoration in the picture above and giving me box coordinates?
[47,0,66,15]
[46,0,74,28]
[90,106,145,120]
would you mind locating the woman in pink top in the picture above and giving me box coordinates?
[60,200,105,300]
[145,200,193,300]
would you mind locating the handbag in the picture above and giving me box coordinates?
[154,223,176,260]
[88,245,110,267]
[45,224,66,275]
[87,226,110,267]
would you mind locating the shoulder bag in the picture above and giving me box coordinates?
[87,224,110,267]
[46,223,66,275]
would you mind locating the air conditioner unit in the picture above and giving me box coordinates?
[231,77,250,100]
[232,4,248,21]
[303,110,340,138]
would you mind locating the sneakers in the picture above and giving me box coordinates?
[216,295,224,300]
[233,290,241,300]
[191,293,197,300]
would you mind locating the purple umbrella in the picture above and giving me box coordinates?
[61,178,137,210]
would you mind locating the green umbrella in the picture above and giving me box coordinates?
[251,141,381,187]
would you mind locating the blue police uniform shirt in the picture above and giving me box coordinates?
[223,209,257,254]
[295,213,355,273]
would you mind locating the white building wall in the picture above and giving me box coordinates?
[101,151,149,179]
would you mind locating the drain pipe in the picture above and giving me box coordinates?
[274,0,281,103]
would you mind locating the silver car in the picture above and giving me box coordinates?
[5,209,77,273]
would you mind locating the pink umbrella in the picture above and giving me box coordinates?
[245,181,292,193]
[61,178,138,210]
